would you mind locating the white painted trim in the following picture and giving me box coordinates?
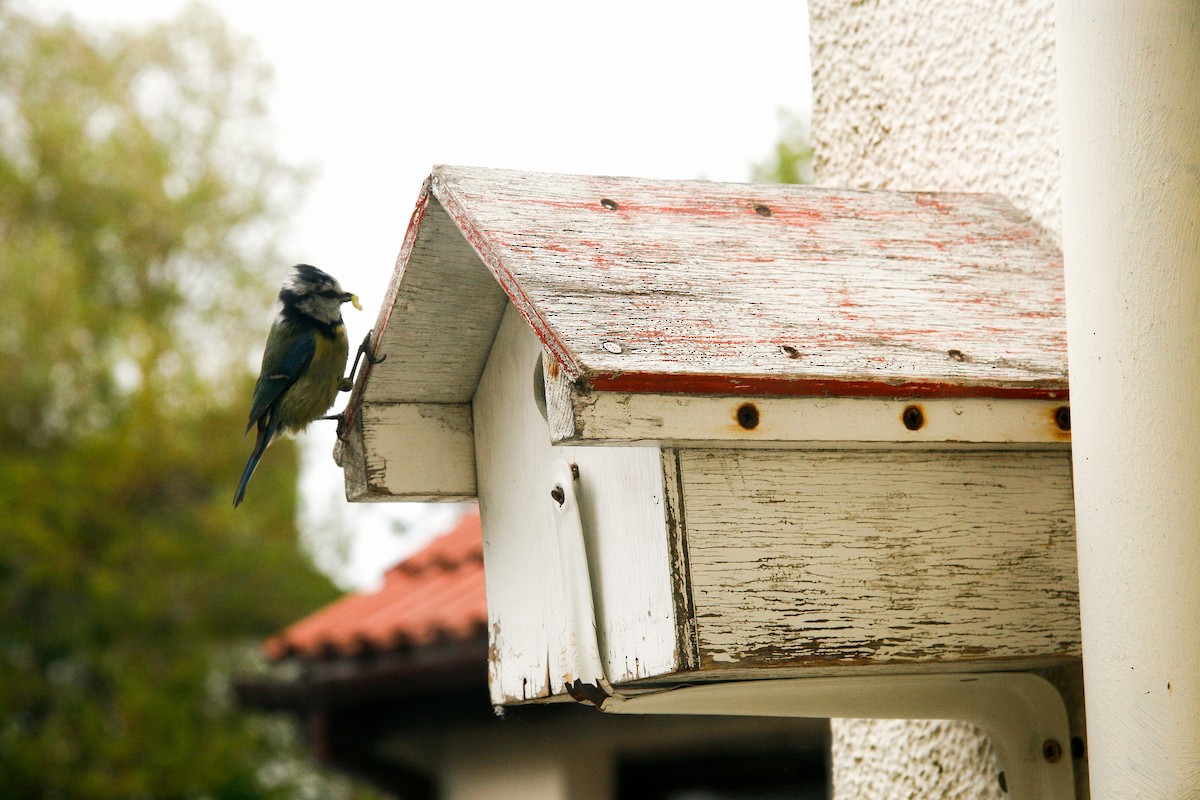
[339,401,476,501]
[547,387,1071,447]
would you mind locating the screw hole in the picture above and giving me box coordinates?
[902,405,924,431]
[1055,405,1071,431]
[736,403,759,430]
[754,204,772,217]
[997,771,1007,793]
[780,345,802,359]
[600,198,619,211]
[1042,739,1062,763]
[947,348,966,362]
[1070,736,1085,759]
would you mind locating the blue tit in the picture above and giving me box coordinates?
[235,264,362,507]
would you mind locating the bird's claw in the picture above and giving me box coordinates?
[363,340,386,366]
[325,333,382,440]
[346,331,384,389]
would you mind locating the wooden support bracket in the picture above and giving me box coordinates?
[549,451,1073,799]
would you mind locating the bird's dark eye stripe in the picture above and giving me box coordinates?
[317,289,341,298]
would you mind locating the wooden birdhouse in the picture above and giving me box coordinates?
[336,165,1078,711]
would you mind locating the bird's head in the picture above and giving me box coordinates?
[279,264,361,324]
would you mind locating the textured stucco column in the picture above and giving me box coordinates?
[1058,2,1200,796]
[809,1,1085,797]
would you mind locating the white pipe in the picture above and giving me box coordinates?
[1057,2,1200,795]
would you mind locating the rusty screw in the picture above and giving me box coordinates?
[736,403,759,430]
[550,486,565,506]
[1055,405,1071,432]
[1042,738,1062,763]
[902,404,924,431]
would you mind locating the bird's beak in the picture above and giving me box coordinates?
[344,293,362,311]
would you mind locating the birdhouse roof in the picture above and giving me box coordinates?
[353,166,1066,408]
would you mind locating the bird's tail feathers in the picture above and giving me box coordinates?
[234,419,274,507]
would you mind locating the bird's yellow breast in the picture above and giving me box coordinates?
[276,325,349,433]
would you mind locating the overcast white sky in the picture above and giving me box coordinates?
[45,0,812,589]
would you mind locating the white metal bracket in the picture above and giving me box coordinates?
[604,673,1074,799]
[549,459,1074,799]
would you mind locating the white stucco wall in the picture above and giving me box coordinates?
[833,718,1002,799]
[810,0,1060,237]
[808,1,1069,798]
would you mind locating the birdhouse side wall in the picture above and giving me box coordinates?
[473,305,683,705]
[677,448,1080,672]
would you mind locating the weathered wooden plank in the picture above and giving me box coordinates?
[473,305,680,705]
[432,165,1067,399]
[339,402,475,501]
[362,192,509,405]
[336,191,507,501]
[546,384,1071,447]
[660,449,700,674]
[678,449,1080,670]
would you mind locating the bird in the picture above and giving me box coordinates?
[235,264,362,507]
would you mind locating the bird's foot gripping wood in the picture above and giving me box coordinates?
[345,330,385,389]
[319,411,349,441]
[319,410,356,442]
[322,333,385,441]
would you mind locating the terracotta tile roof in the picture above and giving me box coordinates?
[265,509,486,660]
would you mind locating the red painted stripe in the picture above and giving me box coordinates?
[585,371,1069,400]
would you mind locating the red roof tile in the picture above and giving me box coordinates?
[265,508,486,660]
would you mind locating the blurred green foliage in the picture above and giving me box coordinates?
[752,108,814,185]
[0,3,351,796]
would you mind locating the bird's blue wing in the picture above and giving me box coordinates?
[245,319,316,432]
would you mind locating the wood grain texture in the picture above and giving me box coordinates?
[678,449,1080,670]
[362,194,509,405]
[550,390,1071,447]
[431,165,1067,399]
[341,402,475,501]
[660,449,700,673]
[473,305,679,705]
[336,192,505,500]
